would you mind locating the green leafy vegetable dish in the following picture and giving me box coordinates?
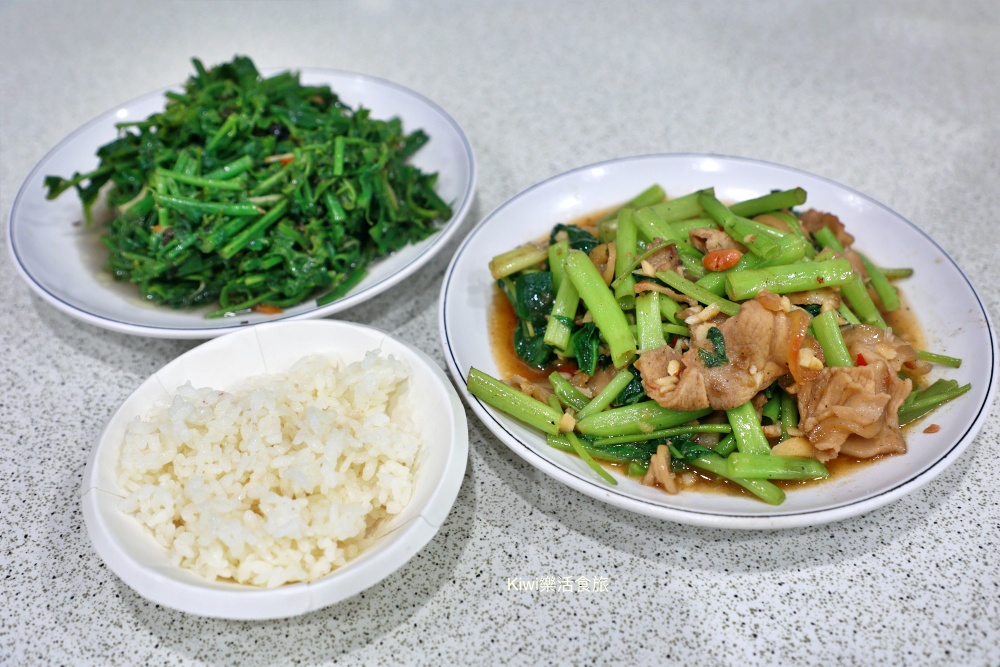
[44,56,453,317]
[468,184,970,505]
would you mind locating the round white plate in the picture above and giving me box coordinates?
[439,153,997,529]
[81,320,468,619]
[9,69,476,338]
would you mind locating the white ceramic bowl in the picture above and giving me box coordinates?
[439,153,997,529]
[81,320,468,619]
[9,68,476,338]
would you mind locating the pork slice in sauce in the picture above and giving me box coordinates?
[787,287,842,313]
[799,209,856,249]
[689,228,747,254]
[789,325,926,462]
[642,241,683,275]
[635,298,793,411]
[507,375,554,404]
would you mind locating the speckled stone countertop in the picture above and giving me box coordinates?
[2,1,998,665]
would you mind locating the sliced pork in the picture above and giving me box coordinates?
[641,241,683,275]
[799,209,855,249]
[689,228,746,254]
[789,325,926,461]
[635,298,797,411]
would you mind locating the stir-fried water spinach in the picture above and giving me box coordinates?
[44,56,452,316]
[472,184,971,505]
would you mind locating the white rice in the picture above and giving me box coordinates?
[117,351,420,588]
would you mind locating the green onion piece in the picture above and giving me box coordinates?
[779,390,799,442]
[635,291,666,352]
[467,368,562,435]
[548,435,650,468]
[564,250,637,368]
[838,303,861,325]
[770,211,817,259]
[698,190,782,260]
[593,424,732,447]
[714,433,738,457]
[761,391,781,424]
[811,225,844,252]
[613,208,639,310]
[627,461,650,477]
[658,294,685,325]
[839,274,887,328]
[727,453,829,480]
[576,401,713,437]
[655,269,740,317]
[333,135,346,176]
[661,323,691,338]
[881,267,914,279]
[729,188,808,218]
[856,251,901,312]
[566,432,618,485]
[154,194,262,217]
[812,309,853,367]
[898,380,971,425]
[155,168,246,191]
[916,350,962,368]
[670,217,719,236]
[726,400,771,456]
[219,199,290,259]
[686,453,785,505]
[724,258,855,301]
[575,368,635,421]
[548,239,571,291]
[315,263,367,306]
[543,258,580,351]
[489,243,548,280]
[645,189,707,224]
[632,208,704,264]
[548,372,589,411]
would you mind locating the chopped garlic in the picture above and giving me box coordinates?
[770,436,817,458]
[559,411,577,432]
[798,347,824,370]
[685,302,721,325]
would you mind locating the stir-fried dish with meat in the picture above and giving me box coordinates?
[467,185,970,505]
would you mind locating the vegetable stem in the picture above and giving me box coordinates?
[726,401,771,456]
[467,368,563,435]
[564,250,637,368]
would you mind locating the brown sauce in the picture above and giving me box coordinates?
[883,291,925,351]
[487,210,927,500]
[489,285,552,383]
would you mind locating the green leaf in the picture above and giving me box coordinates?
[514,321,553,369]
[697,326,728,367]
[550,224,599,253]
[514,271,554,326]
[612,370,647,407]
[572,322,601,376]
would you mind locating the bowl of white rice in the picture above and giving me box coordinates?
[81,320,468,619]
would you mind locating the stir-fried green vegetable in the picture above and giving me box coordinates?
[44,56,452,316]
[470,183,971,505]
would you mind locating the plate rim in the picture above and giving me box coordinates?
[8,67,477,339]
[438,152,998,529]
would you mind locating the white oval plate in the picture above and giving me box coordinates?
[81,320,468,618]
[439,153,997,529]
[9,68,476,338]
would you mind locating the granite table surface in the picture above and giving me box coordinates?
[2,1,998,665]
